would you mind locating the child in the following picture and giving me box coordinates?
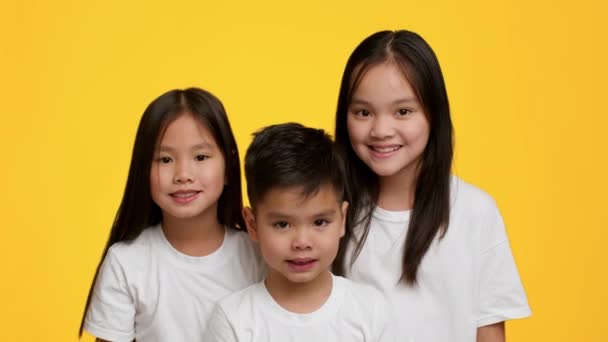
[333,30,531,342]
[79,88,264,341]
[203,123,393,341]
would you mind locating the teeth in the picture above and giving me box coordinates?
[372,146,400,153]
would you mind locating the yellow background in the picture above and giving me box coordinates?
[1,0,606,340]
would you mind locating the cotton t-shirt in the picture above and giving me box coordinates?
[203,274,394,342]
[84,225,265,342]
[345,176,531,342]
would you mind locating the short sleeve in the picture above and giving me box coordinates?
[83,248,136,342]
[202,304,239,342]
[477,204,532,326]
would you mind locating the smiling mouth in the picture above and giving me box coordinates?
[170,191,201,198]
[169,191,201,204]
[369,145,401,153]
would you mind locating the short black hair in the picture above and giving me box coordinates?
[245,122,345,209]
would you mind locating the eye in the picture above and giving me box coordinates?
[196,154,208,161]
[313,219,329,227]
[355,109,371,117]
[397,108,412,116]
[159,156,172,164]
[272,221,290,229]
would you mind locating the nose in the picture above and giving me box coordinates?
[291,228,312,251]
[173,160,194,184]
[370,114,394,139]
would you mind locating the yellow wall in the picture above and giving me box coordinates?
[1,0,606,340]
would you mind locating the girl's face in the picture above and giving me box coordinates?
[347,62,430,184]
[150,114,226,222]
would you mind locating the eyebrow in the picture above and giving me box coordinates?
[157,142,214,152]
[265,209,337,219]
[312,209,337,217]
[350,97,418,106]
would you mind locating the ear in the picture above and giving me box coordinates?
[242,207,259,242]
[339,201,349,238]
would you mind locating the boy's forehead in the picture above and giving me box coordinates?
[253,184,341,214]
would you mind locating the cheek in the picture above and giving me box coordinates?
[212,159,226,180]
[320,229,342,252]
[149,171,163,204]
[200,160,226,186]
[259,234,285,259]
[347,120,369,159]
[346,118,364,142]
[149,166,162,191]
[404,118,430,146]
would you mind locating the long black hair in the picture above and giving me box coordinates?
[333,30,453,285]
[79,87,245,336]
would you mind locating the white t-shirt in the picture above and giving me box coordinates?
[203,274,394,342]
[345,176,531,342]
[84,225,265,342]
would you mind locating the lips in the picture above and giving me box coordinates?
[368,144,402,159]
[170,190,201,204]
[171,191,199,197]
[370,145,401,153]
[286,258,317,271]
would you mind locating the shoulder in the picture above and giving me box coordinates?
[451,175,498,210]
[224,229,265,275]
[333,276,392,336]
[334,275,385,307]
[106,225,163,268]
[449,176,509,247]
[215,281,264,318]
[450,175,504,227]
[224,228,253,250]
[205,289,250,342]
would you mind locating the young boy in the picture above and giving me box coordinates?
[203,123,393,341]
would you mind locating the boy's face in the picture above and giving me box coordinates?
[243,184,348,288]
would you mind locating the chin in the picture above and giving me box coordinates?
[166,209,205,220]
[369,167,400,178]
[280,273,314,284]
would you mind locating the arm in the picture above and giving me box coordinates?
[84,249,136,342]
[476,322,505,342]
[477,201,531,331]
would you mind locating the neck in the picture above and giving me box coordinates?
[161,205,225,256]
[265,270,333,314]
[377,163,419,211]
